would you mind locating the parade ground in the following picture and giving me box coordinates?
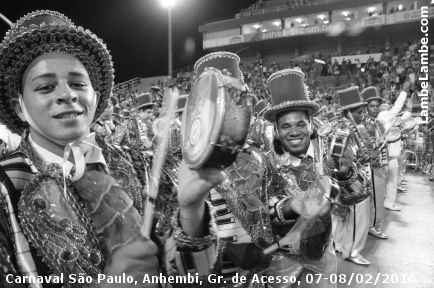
[336,172,434,288]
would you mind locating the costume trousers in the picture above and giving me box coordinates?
[384,157,399,208]
[398,151,406,183]
[334,197,370,259]
[370,167,386,230]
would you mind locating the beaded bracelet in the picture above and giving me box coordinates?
[172,201,218,251]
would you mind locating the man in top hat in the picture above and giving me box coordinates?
[261,68,337,287]
[377,81,410,211]
[197,55,335,286]
[112,106,130,146]
[360,86,389,240]
[135,92,155,149]
[218,67,336,287]
[332,86,372,266]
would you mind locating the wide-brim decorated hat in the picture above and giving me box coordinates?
[0,10,114,134]
[361,86,383,103]
[263,68,319,122]
[136,92,154,110]
[336,86,367,111]
[193,51,242,81]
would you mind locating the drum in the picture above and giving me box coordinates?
[339,171,370,205]
[182,67,254,169]
[329,129,351,160]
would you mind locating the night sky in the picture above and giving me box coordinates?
[0,0,256,83]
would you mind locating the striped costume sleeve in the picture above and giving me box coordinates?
[0,163,42,288]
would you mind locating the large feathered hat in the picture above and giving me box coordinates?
[263,68,319,121]
[0,10,114,134]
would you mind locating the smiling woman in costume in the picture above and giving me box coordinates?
[0,10,222,288]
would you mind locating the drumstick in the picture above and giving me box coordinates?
[141,88,180,238]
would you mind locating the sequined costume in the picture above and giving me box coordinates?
[325,117,372,263]
[361,114,388,232]
[206,116,336,288]
[0,133,218,288]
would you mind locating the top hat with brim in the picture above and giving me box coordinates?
[253,100,269,116]
[176,94,188,113]
[361,86,383,103]
[194,51,242,81]
[0,10,114,135]
[336,86,367,111]
[263,68,320,122]
[136,92,154,110]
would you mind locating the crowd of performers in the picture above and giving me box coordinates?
[0,9,433,288]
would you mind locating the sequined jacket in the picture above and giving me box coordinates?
[361,114,388,167]
[209,137,334,287]
[0,134,218,288]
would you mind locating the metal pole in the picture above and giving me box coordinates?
[0,13,13,27]
[168,7,173,76]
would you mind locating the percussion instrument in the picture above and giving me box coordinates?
[379,127,401,149]
[182,67,254,169]
[338,170,370,205]
[329,129,352,161]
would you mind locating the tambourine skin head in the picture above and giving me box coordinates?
[181,68,252,169]
[386,127,401,142]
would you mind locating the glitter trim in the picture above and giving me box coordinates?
[193,51,240,75]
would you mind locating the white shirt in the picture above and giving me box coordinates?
[29,133,108,178]
[278,141,315,168]
[377,91,407,158]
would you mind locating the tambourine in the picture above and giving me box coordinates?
[181,67,254,169]
[385,127,401,143]
[401,117,418,132]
